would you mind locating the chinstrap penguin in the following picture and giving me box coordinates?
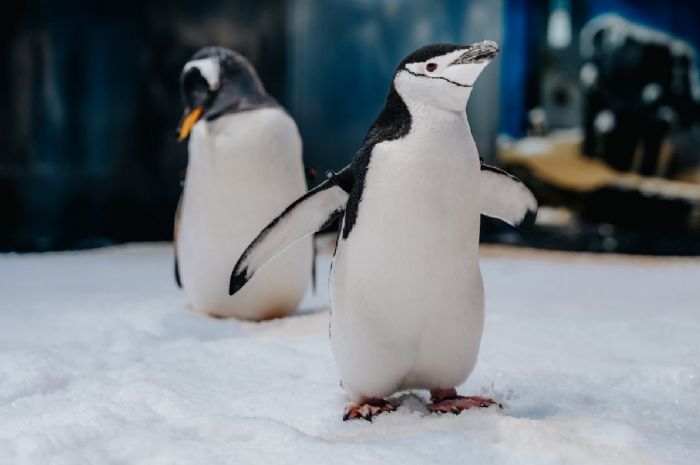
[175,46,312,320]
[228,41,538,419]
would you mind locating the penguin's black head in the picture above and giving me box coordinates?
[177,46,276,141]
[393,41,499,112]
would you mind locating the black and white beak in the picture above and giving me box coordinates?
[449,41,499,66]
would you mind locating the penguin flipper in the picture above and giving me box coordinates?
[479,163,538,231]
[174,257,182,288]
[229,168,353,296]
[174,192,183,288]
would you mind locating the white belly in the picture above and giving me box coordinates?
[330,118,484,401]
[177,108,312,320]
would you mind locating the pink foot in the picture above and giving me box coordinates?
[343,398,397,422]
[428,389,501,414]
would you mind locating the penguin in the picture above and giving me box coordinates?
[228,41,538,419]
[175,46,312,320]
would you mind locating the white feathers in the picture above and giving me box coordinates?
[479,168,538,228]
[233,183,349,284]
[397,46,492,112]
[178,108,312,320]
[441,62,489,87]
[329,108,486,402]
[183,58,221,91]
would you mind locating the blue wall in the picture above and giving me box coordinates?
[499,0,700,137]
[286,0,504,178]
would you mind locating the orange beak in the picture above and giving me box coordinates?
[177,107,203,142]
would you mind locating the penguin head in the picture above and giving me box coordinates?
[393,41,499,112]
[177,46,275,141]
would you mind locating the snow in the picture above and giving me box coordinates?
[1,243,699,465]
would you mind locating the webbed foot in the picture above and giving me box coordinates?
[343,398,397,422]
[428,388,501,414]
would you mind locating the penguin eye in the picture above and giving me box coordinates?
[426,63,438,72]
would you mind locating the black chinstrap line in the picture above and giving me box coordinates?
[403,69,474,88]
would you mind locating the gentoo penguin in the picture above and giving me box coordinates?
[229,42,538,419]
[175,46,312,320]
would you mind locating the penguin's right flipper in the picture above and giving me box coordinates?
[174,192,183,288]
[229,166,354,296]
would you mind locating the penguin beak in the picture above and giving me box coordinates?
[450,40,499,66]
[177,107,203,142]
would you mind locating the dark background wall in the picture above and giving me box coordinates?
[0,0,288,251]
[1,0,506,251]
[285,0,504,181]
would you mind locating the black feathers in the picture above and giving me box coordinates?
[327,165,356,193]
[480,161,528,189]
[399,44,465,67]
[175,257,182,288]
[519,209,538,232]
[479,162,521,182]
[229,266,249,295]
[181,46,277,123]
[228,174,351,296]
[342,86,412,239]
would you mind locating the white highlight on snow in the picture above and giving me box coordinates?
[184,58,221,91]
[1,244,699,464]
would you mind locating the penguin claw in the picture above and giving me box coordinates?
[343,399,397,422]
[427,395,501,414]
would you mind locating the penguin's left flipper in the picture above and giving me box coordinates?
[229,166,354,296]
[479,163,538,231]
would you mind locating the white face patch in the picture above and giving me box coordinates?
[397,48,492,112]
[184,58,221,91]
[404,49,488,88]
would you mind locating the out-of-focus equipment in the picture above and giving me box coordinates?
[580,15,700,180]
[495,15,700,254]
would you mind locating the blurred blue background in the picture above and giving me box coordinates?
[1,0,699,251]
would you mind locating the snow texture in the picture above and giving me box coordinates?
[1,243,698,465]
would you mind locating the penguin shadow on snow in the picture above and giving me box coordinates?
[237,305,331,338]
[508,402,559,420]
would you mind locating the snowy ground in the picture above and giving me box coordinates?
[1,243,699,465]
